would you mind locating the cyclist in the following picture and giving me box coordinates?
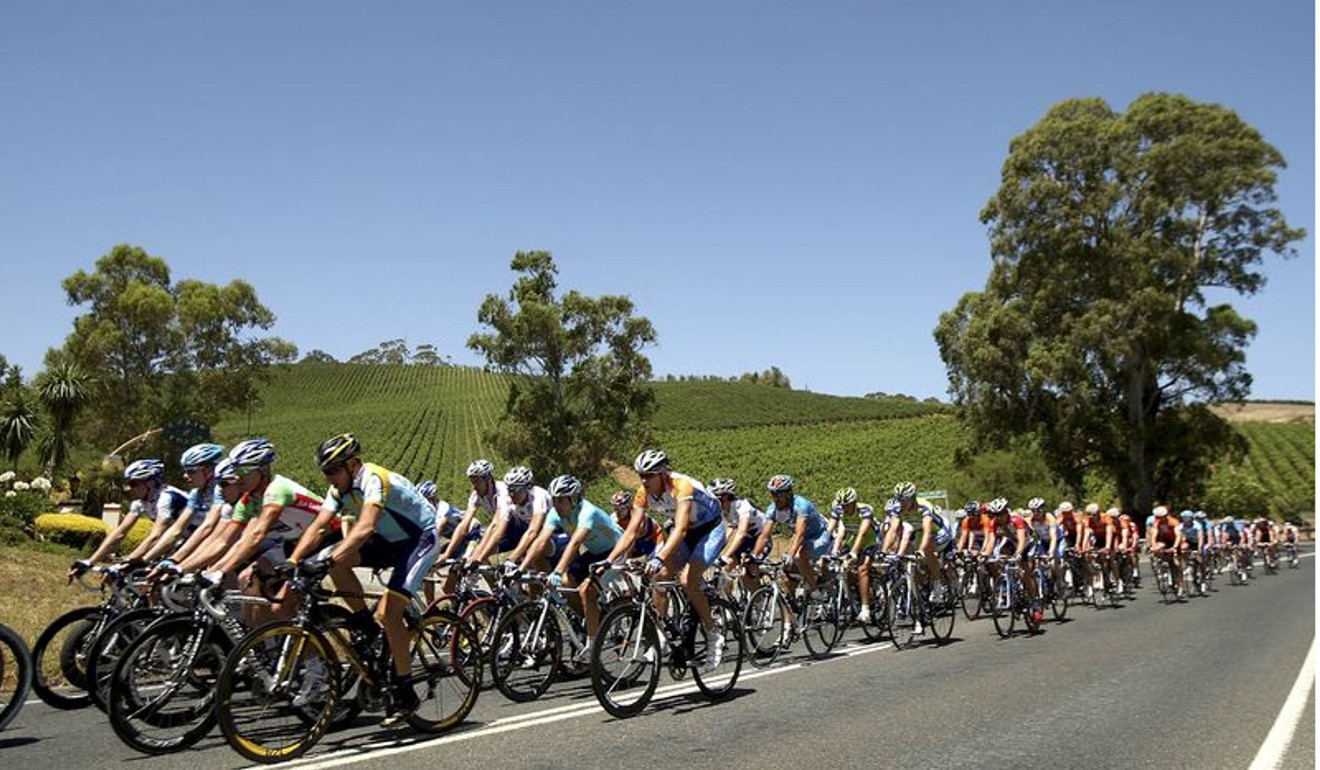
[849,497,912,625]
[142,443,226,564]
[607,449,726,671]
[754,474,831,597]
[1081,503,1116,594]
[1022,497,1057,622]
[416,480,481,601]
[1147,505,1184,596]
[165,457,245,571]
[828,487,871,556]
[609,489,664,559]
[712,478,768,596]
[434,460,506,596]
[893,482,954,601]
[1178,510,1205,594]
[958,500,989,554]
[1253,517,1278,567]
[1281,521,1300,566]
[286,433,440,727]
[466,466,552,571]
[75,458,189,577]
[530,474,623,655]
[981,497,1027,589]
[1219,515,1246,575]
[1117,508,1142,589]
[204,439,328,595]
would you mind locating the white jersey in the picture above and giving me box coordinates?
[499,486,552,526]
[721,498,766,538]
[467,481,510,523]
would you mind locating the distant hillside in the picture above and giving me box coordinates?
[1211,401,1314,423]
[214,363,1313,514]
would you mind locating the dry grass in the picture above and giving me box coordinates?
[1211,401,1315,423]
[0,545,100,649]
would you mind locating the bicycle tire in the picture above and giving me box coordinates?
[959,567,982,621]
[1048,571,1069,621]
[742,586,784,668]
[990,576,1014,638]
[216,622,340,764]
[858,575,887,642]
[801,587,842,658]
[107,616,228,754]
[490,600,561,703]
[691,598,743,700]
[86,607,164,713]
[886,575,916,650]
[405,610,482,733]
[590,602,661,719]
[30,606,102,709]
[0,622,34,731]
[926,574,956,642]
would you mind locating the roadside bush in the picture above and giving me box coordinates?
[33,513,106,550]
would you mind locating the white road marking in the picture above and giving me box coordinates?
[1248,636,1316,770]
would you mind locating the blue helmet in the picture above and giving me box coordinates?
[180,443,225,469]
[214,458,240,482]
[767,474,795,494]
[124,459,165,481]
[229,438,277,469]
[416,480,438,501]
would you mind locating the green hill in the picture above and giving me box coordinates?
[215,363,1313,515]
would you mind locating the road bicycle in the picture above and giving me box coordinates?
[215,566,481,763]
[989,559,1041,637]
[884,554,956,649]
[0,621,33,731]
[590,561,743,719]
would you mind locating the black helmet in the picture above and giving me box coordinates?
[316,433,361,471]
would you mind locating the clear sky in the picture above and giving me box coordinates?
[1,2,1313,400]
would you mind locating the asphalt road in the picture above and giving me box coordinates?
[3,551,1313,770]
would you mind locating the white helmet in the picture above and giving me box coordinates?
[1152,505,1169,517]
[987,497,1010,515]
[1027,497,1046,511]
[229,438,276,469]
[767,474,795,494]
[1057,501,1074,514]
[547,474,582,498]
[503,466,534,490]
[123,459,165,481]
[708,477,737,497]
[893,482,917,500]
[466,459,494,478]
[633,449,669,475]
[214,458,240,482]
[1084,503,1101,515]
[833,487,859,507]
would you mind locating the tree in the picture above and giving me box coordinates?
[468,251,657,481]
[349,338,410,365]
[934,93,1304,513]
[60,244,297,447]
[411,343,448,366]
[0,390,39,471]
[35,361,93,478]
[301,349,339,364]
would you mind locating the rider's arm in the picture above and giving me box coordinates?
[85,509,143,565]
[213,502,285,573]
[606,507,644,563]
[124,508,174,562]
[509,508,547,564]
[286,505,339,563]
[721,514,751,563]
[164,503,224,564]
[1014,526,1027,559]
[787,512,808,559]
[177,519,242,572]
[519,519,556,572]
[440,506,479,561]
[849,517,873,559]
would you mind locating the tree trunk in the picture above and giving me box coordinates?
[1121,353,1155,515]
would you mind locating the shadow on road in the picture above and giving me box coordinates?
[0,736,40,750]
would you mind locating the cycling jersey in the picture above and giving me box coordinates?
[1178,521,1200,547]
[321,463,435,544]
[614,510,663,557]
[986,513,1027,554]
[437,499,483,542]
[232,475,328,542]
[175,481,221,541]
[130,483,190,525]
[1026,513,1059,556]
[874,513,913,550]
[767,494,829,541]
[1151,515,1179,546]
[830,503,873,541]
[1087,513,1115,547]
[962,513,991,548]
[500,486,552,527]
[633,472,723,529]
[723,498,767,540]
[1283,527,1299,544]
[546,500,623,555]
[467,480,510,525]
[1222,522,1243,546]
[1253,521,1274,543]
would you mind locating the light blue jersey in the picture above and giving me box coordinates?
[546,499,623,555]
[322,462,437,543]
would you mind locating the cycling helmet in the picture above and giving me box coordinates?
[1027,497,1046,511]
[230,438,277,469]
[547,474,583,499]
[314,434,359,471]
[465,459,494,478]
[213,458,240,482]
[610,490,632,509]
[1152,505,1169,517]
[503,466,534,490]
[1224,515,1234,524]
[963,500,980,515]
[416,480,438,502]
[1057,501,1074,514]
[833,487,858,507]
[987,497,1010,515]
[180,443,224,469]
[123,458,165,481]
[1179,509,1194,520]
[1194,510,1207,520]
[708,477,737,497]
[893,482,917,500]
[633,449,669,475]
[1106,507,1121,517]
[767,474,795,494]
[884,497,902,516]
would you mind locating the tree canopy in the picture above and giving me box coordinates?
[59,244,297,448]
[469,251,657,482]
[934,93,1304,513]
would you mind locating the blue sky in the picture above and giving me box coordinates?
[1,2,1313,400]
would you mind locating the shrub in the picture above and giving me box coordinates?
[32,514,152,553]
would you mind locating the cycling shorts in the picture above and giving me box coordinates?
[494,518,530,554]
[358,529,440,598]
[675,518,726,568]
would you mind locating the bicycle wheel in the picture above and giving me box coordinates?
[801,587,842,658]
[990,576,1014,638]
[87,607,163,712]
[30,606,101,709]
[926,574,956,642]
[490,601,561,703]
[216,623,339,764]
[0,623,33,731]
[691,598,743,700]
[107,616,228,754]
[886,576,916,650]
[959,566,982,621]
[590,602,661,719]
[1048,572,1069,621]
[456,596,498,688]
[405,610,481,733]
[742,586,784,668]
[858,576,887,642]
